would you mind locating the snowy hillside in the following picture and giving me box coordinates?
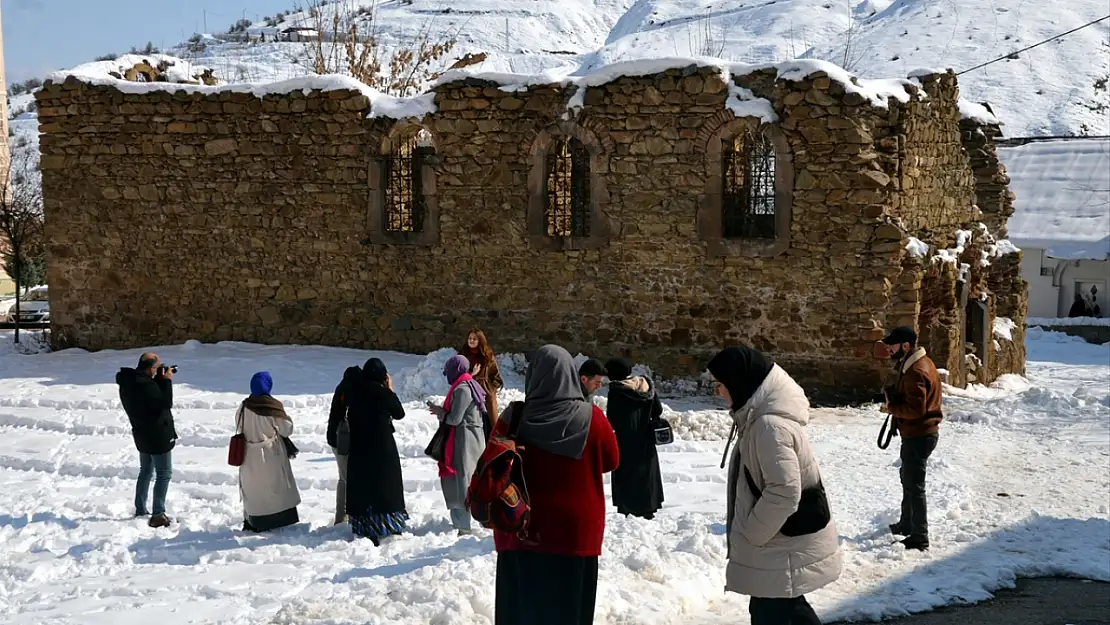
[0,330,1107,624]
[9,0,1109,137]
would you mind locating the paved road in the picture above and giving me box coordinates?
[837,578,1110,625]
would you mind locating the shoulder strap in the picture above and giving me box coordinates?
[235,404,245,434]
[507,402,526,439]
[743,465,762,500]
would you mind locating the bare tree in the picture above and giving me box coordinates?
[0,138,45,344]
[295,0,458,97]
[839,1,866,73]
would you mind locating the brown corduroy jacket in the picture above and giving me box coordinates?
[888,347,944,438]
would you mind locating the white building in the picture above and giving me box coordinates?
[999,138,1110,319]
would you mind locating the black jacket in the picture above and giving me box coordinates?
[606,376,665,517]
[327,366,362,448]
[117,368,177,455]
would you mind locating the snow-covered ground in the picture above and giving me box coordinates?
[0,330,1107,624]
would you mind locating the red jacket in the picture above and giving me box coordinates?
[494,406,620,557]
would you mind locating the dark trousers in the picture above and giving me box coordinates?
[899,434,938,541]
[749,596,821,625]
[495,550,599,625]
[135,451,173,516]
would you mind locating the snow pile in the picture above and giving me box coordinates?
[726,85,777,123]
[958,100,1001,125]
[993,317,1017,341]
[0,330,52,357]
[47,54,217,86]
[905,237,930,259]
[933,229,974,281]
[1028,316,1110,327]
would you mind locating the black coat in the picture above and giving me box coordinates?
[606,377,664,517]
[330,367,407,515]
[116,368,177,455]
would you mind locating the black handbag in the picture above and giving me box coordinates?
[744,466,831,537]
[652,418,674,445]
[424,421,451,462]
[281,436,300,459]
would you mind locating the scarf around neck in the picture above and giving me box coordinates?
[242,394,289,420]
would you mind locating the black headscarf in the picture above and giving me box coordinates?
[707,347,775,411]
[604,358,634,382]
[363,358,388,385]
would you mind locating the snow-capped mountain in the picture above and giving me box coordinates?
[8,0,1110,141]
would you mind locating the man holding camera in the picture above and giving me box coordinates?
[880,326,943,551]
[117,352,178,528]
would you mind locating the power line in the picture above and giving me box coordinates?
[956,14,1110,76]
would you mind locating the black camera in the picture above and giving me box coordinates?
[158,364,179,375]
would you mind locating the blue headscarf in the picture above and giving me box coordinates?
[250,371,273,396]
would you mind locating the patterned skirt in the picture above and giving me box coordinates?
[350,506,409,541]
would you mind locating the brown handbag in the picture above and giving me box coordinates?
[228,405,246,466]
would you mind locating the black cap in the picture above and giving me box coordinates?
[881,326,917,346]
[578,357,608,378]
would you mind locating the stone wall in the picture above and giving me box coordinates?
[36,63,1025,402]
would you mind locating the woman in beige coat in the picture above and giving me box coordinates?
[237,371,301,532]
[708,347,841,625]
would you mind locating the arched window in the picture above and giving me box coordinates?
[367,126,440,246]
[383,128,434,234]
[722,130,777,239]
[545,136,591,237]
[527,123,612,251]
[699,121,792,257]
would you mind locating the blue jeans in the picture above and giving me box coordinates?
[136,452,173,516]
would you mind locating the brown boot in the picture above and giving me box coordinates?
[148,514,171,528]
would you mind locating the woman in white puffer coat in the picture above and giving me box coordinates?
[708,347,842,625]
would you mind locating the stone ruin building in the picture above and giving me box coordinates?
[34,58,1027,402]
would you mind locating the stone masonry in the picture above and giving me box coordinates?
[35,61,1027,402]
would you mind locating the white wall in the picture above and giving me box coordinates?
[1020,247,1110,318]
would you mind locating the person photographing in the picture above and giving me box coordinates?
[880,326,943,551]
[117,353,178,528]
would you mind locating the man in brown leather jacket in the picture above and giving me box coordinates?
[881,326,943,551]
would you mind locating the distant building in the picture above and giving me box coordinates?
[998,137,1110,318]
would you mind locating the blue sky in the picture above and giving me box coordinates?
[3,0,291,82]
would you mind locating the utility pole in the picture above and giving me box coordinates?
[203,9,208,34]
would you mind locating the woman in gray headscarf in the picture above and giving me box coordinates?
[493,345,620,625]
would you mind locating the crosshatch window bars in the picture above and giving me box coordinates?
[383,129,435,233]
[722,130,777,239]
[545,136,591,238]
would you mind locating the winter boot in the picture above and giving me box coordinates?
[901,536,929,551]
[148,514,171,528]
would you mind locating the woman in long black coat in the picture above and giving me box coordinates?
[336,358,408,545]
[604,359,665,519]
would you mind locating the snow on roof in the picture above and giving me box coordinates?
[998,138,1110,260]
[45,57,435,120]
[45,54,215,86]
[959,100,1001,125]
[435,57,923,110]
